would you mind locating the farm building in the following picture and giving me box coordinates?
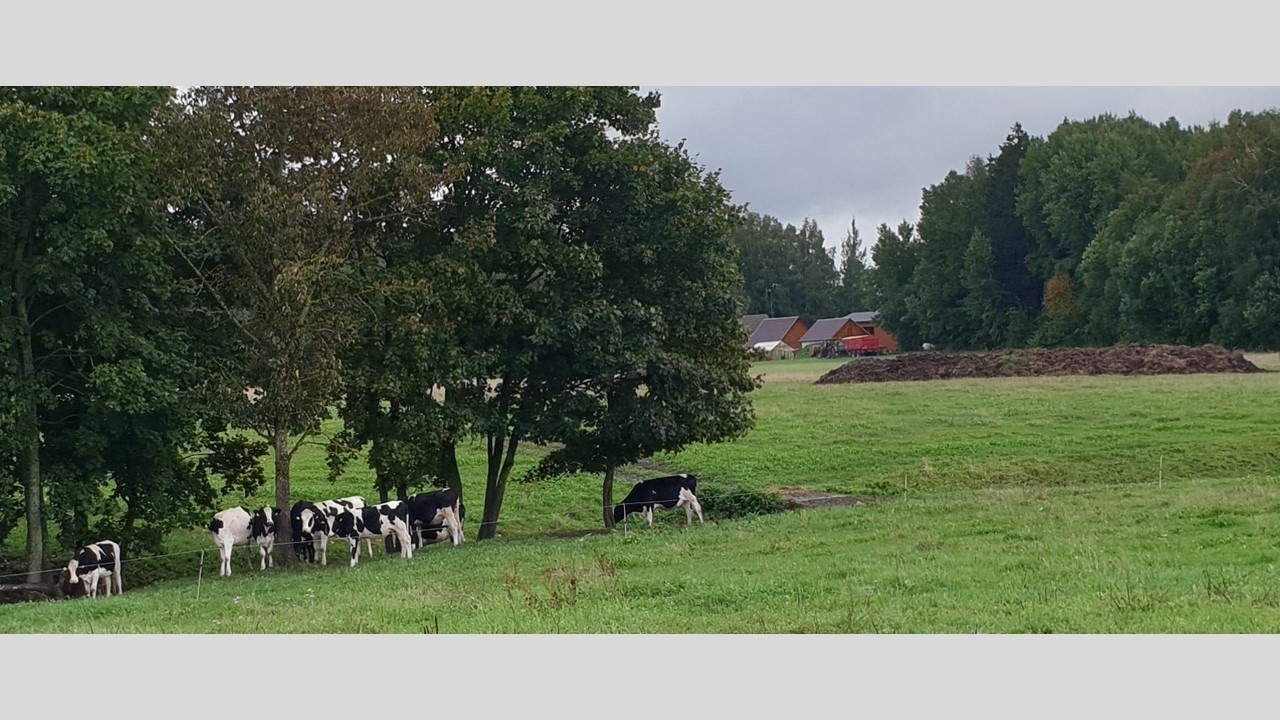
[797,316,865,350]
[846,311,899,353]
[750,340,797,360]
[744,315,809,350]
[739,313,769,337]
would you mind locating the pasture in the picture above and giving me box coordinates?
[3,353,1280,633]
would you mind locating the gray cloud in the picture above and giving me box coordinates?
[646,86,1280,253]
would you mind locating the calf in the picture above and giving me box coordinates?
[316,496,375,559]
[405,488,464,549]
[291,500,332,565]
[613,473,705,528]
[329,501,414,567]
[208,506,278,577]
[60,540,122,599]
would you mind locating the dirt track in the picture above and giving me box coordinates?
[815,344,1263,385]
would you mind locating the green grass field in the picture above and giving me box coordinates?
[3,353,1279,633]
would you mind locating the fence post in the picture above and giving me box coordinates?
[196,549,205,601]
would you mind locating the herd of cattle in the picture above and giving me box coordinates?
[57,473,705,600]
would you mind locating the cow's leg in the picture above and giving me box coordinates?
[364,538,374,558]
[395,523,414,558]
[319,534,328,566]
[645,505,654,527]
[441,507,462,547]
[685,491,704,523]
[349,538,359,568]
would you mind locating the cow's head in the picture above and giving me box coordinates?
[297,508,330,538]
[329,510,356,538]
[250,507,280,538]
[59,567,89,599]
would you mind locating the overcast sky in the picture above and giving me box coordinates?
[643,87,1280,254]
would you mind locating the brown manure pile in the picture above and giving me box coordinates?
[814,344,1263,385]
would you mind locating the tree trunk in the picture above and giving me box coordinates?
[20,433,43,584]
[272,425,295,566]
[478,432,519,541]
[439,441,463,500]
[378,485,397,554]
[602,462,616,530]
[15,294,44,583]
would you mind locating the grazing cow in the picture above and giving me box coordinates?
[60,540,122,599]
[208,506,278,577]
[316,496,375,559]
[405,488,464,549]
[329,501,414,567]
[613,473,705,528]
[291,500,332,565]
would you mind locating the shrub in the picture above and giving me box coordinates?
[697,484,787,519]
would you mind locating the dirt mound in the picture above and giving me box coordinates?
[815,344,1263,385]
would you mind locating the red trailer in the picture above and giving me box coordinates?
[841,334,883,356]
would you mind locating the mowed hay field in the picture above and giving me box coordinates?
[4,353,1280,633]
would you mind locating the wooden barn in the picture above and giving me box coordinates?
[798,316,864,351]
[744,315,809,350]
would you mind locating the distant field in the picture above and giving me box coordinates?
[4,354,1279,632]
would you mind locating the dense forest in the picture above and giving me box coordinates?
[733,110,1280,353]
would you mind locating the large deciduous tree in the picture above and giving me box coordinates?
[521,131,759,529]
[333,86,757,540]
[159,86,445,557]
[0,87,228,581]
[414,86,676,540]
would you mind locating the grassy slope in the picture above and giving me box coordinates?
[4,476,1280,633]
[4,354,1279,632]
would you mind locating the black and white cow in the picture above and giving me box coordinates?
[290,500,332,565]
[249,507,280,570]
[613,473,705,528]
[405,488,464,549]
[208,506,278,577]
[329,500,414,567]
[60,540,122,599]
[316,496,375,560]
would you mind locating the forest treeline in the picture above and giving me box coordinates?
[733,110,1280,353]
